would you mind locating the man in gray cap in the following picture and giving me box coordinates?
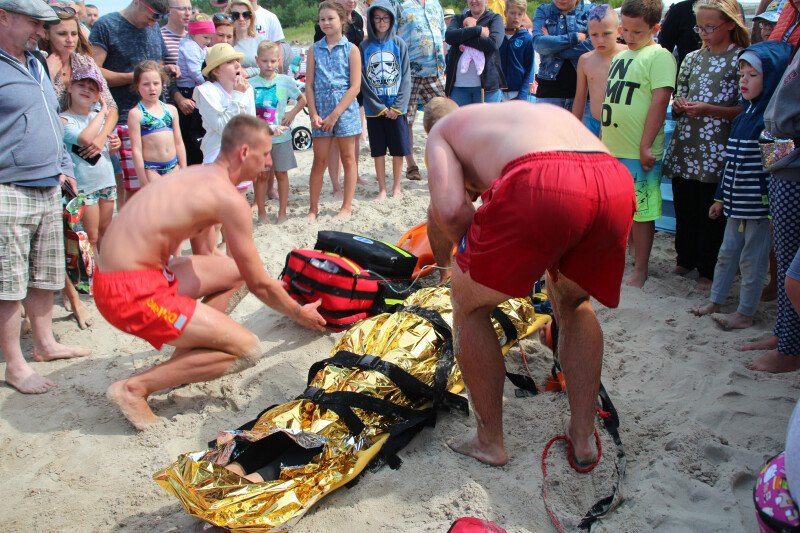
[0,0,91,394]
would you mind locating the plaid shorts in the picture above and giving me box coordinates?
[116,124,140,191]
[407,75,446,124]
[0,183,65,299]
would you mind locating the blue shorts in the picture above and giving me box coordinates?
[617,158,663,223]
[144,156,179,176]
[366,114,411,157]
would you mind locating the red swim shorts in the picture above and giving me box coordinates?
[93,267,197,349]
[455,151,636,308]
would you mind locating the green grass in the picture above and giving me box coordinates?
[283,21,316,44]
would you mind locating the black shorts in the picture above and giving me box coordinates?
[366,114,411,158]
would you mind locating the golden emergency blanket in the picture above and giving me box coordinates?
[154,287,549,531]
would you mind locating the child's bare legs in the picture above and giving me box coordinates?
[326,141,342,199]
[97,198,114,251]
[374,155,387,201]
[275,170,289,223]
[392,156,403,198]
[114,171,126,211]
[309,137,333,220]
[335,135,358,219]
[266,168,278,200]
[253,170,269,222]
[626,221,653,288]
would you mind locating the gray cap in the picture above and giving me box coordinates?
[0,0,58,21]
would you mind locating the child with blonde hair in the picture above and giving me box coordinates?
[663,0,749,290]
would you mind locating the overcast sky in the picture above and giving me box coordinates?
[91,0,131,15]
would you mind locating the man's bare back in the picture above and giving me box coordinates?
[100,165,247,272]
[430,102,608,195]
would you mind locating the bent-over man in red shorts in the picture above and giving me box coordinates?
[95,115,326,430]
[424,98,636,467]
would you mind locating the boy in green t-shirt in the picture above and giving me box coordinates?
[601,0,676,288]
[251,40,307,223]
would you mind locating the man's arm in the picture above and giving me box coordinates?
[640,87,672,170]
[426,125,476,245]
[92,46,133,87]
[221,192,326,331]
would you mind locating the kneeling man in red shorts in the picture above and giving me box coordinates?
[95,115,326,430]
[424,98,636,467]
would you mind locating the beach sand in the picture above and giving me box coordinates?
[1,125,796,532]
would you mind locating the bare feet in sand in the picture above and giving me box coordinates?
[625,270,647,288]
[745,350,800,373]
[5,365,56,394]
[695,277,712,291]
[447,435,508,466]
[307,212,318,221]
[331,190,343,200]
[70,301,93,330]
[711,312,753,331]
[565,419,597,468]
[375,190,387,202]
[738,335,778,352]
[673,265,691,275]
[32,343,91,362]
[690,302,720,316]
[392,189,403,199]
[276,214,288,224]
[107,380,163,430]
[267,189,278,200]
[333,208,351,220]
[257,215,269,225]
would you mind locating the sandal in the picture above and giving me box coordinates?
[405,165,422,181]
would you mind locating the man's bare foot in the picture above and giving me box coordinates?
[737,335,778,351]
[32,343,91,362]
[106,380,163,431]
[625,270,647,288]
[745,350,800,373]
[257,214,268,225]
[690,302,720,317]
[762,282,778,302]
[375,190,387,201]
[696,277,712,291]
[6,365,56,394]
[71,301,93,330]
[331,190,343,200]
[712,312,753,331]
[276,214,288,224]
[334,208,351,220]
[267,189,278,200]
[307,211,318,221]
[447,435,508,466]
[392,189,403,199]
[673,265,691,275]
[565,419,597,468]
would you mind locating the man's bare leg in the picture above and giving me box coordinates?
[108,303,259,430]
[447,267,511,466]
[427,208,453,284]
[1,299,55,393]
[25,288,91,361]
[549,273,601,465]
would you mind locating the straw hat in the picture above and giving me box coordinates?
[202,43,245,77]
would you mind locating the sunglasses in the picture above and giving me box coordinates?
[52,5,77,16]
[141,1,167,21]
[229,10,252,20]
[213,12,234,23]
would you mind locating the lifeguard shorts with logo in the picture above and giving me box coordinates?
[93,267,196,349]
[455,151,636,308]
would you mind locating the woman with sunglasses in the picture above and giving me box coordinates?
[40,6,119,160]
[227,0,264,78]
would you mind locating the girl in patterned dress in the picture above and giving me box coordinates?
[306,1,363,220]
[663,0,749,290]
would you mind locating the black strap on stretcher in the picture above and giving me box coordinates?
[491,308,539,395]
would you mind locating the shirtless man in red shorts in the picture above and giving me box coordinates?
[424,98,636,467]
[95,115,326,430]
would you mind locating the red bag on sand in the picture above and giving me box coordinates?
[448,517,507,533]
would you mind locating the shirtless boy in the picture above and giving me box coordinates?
[571,4,627,136]
[424,98,635,467]
[95,115,326,430]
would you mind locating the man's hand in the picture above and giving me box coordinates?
[708,201,723,219]
[639,145,656,171]
[59,174,78,194]
[293,300,327,331]
[164,64,180,79]
[176,97,196,115]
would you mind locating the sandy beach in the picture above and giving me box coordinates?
[1,123,796,532]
